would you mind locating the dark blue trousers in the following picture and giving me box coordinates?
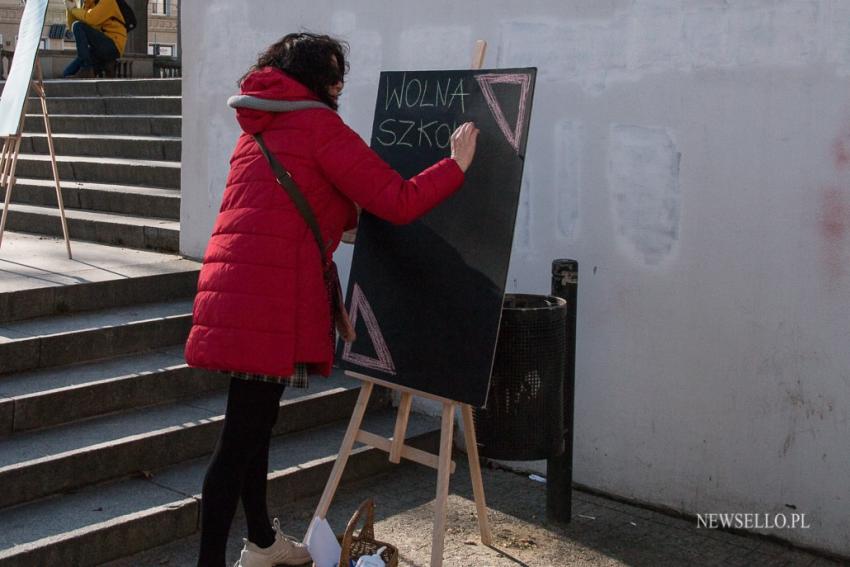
[63,20,119,77]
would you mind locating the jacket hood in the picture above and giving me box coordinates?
[229,67,331,134]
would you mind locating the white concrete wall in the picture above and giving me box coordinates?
[181,1,850,558]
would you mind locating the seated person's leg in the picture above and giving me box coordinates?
[89,32,120,78]
[91,54,115,78]
[102,59,118,79]
[70,21,97,74]
[62,57,82,78]
[69,20,118,78]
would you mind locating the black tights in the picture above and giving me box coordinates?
[197,377,286,567]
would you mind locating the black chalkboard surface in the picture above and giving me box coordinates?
[339,68,536,407]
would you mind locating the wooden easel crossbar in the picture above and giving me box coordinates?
[312,372,493,567]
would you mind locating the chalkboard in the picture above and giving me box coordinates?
[0,0,48,137]
[339,68,537,407]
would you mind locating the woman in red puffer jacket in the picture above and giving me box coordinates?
[185,33,478,567]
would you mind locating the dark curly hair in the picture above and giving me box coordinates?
[241,32,349,110]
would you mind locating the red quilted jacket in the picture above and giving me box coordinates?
[184,67,464,377]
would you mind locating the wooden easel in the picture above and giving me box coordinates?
[313,40,492,567]
[0,58,72,258]
[313,372,493,567]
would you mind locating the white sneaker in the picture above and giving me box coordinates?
[233,518,312,567]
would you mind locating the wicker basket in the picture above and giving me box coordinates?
[337,499,398,567]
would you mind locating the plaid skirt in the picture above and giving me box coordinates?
[219,363,310,388]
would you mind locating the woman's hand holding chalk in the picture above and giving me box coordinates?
[450,122,480,173]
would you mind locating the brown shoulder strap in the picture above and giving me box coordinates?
[253,133,328,263]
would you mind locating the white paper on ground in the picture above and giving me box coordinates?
[305,516,342,567]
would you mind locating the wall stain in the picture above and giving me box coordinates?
[781,380,836,457]
[608,124,682,266]
[817,118,850,284]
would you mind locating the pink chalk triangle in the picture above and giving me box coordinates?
[342,283,397,375]
[475,73,531,154]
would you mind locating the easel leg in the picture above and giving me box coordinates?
[0,138,11,209]
[0,138,11,187]
[35,60,72,259]
[313,380,374,520]
[461,404,493,544]
[0,136,22,249]
[389,392,413,463]
[431,401,456,567]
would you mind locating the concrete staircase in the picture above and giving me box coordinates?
[0,80,438,566]
[0,79,182,253]
[0,268,438,565]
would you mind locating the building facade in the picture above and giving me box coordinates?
[147,0,177,56]
[0,0,178,57]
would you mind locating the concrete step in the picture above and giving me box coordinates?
[0,346,225,435]
[0,235,198,323]
[2,178,180,220]
[40,78,182,97]
[20,133,181,161]
[13,153,180,189]
[0,202,179,252]
[0,409,438,567]
[0,373,366,509]
[28,96,182,117]
[23,114,181,136]
[0,232,199,322]
[0,299,193,375]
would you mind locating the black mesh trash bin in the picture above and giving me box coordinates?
[473,294,567,461]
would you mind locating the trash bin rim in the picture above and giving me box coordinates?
[502,293,566,311]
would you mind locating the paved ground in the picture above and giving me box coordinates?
[0,231,196,293]
[107,458,843,567]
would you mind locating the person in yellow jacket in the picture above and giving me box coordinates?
[63,0,127,79]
